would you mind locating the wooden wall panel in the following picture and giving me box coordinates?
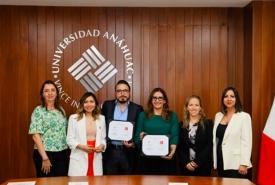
[106,8,116,99]
[0,8,8,180]
[201,9,211,117]
[132,8,142,104]
[175,10,185,120]
[27,6,39,177]
[63,7,74,110]
[250,1,275,181]
[0,5,255,182]
[243,5,252,116]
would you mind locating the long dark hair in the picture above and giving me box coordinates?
[40,80,64,115]
[221,86,242,114]
[145,87,171,121]
[76,92,101,121]
[182,95,206,129]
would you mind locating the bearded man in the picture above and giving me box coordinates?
[102,80,143,175]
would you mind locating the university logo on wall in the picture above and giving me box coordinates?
[68,45,117,92]
[51,29,134,108]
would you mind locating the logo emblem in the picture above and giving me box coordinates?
[68,45,118,93]
[51,29,134,108]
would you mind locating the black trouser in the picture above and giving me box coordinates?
[137,156,177,175]
[217,150,250,179]
[103,145,131,175]
[180,166,212,176]
[218,169,251,179]
[33,149,69,177]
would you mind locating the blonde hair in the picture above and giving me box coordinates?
[182,95,206,128]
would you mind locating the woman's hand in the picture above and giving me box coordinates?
[162,144,176,160]
[162,152,174,160]
[94,144,105,153]
[78,144,94,153]
[186,161,198,171]
[41,158,52,174]
[140,132,146,140]
[190,161,198,168]
[186,162,195,171]
[239,165,248,175]
[32,134,52,174]
[123,141,135,148]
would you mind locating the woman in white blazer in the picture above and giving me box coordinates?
[213,87,252,178]
[67,92,106,176]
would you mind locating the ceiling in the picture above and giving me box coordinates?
[0,0,253,7]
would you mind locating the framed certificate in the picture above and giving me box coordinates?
[142,135,169,156]
[108,120,133,141]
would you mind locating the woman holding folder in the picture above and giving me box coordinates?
[134,87,179,175]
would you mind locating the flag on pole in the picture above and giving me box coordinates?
[257,97,275,185]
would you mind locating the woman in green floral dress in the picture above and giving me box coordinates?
[29,80,68,177]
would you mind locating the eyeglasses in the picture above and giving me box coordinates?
[116,89,130,93]
[152,96,164,101]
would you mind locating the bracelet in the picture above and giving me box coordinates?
[43,158,49,161]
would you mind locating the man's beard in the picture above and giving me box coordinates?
[118,97,129,104]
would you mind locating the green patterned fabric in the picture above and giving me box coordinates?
[29,106,68,151]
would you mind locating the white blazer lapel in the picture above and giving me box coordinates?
[95,117,104,147]
[79,115,87,146]
[95,118,100,147]
[214,113,223,133]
